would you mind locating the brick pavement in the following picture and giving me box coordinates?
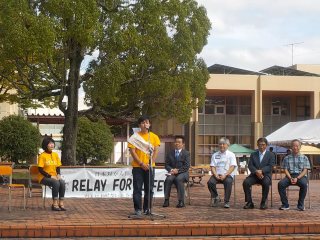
[1,174,320,238]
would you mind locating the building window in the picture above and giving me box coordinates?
[296,96,310,120]
[214,105,225,115]
[198,95,252,164]
[263,96,292,136]
[271,106,281,115]
[205,104,215,114]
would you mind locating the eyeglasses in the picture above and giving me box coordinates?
[258,143,267,146]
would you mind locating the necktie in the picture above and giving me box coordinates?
[259,153,263,163]
[175,150,179,160]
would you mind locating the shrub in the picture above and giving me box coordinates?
[76,117,113,165]
[0,115,40,164]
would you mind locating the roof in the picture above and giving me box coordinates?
[229,144,255,156]
[208,64,263,75]
[27,114,65,124]
[27,114,134,125]
[266,119,320,146]
[300,145,320,155]
[260,65,320,76]
[207,64,320,77]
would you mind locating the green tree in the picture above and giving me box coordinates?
[0,115,40,164]
[0,0,211,165]
[84,0,211,123]
[0,0,101,165]
[76,117,113,165]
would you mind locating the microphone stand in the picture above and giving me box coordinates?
[145,128,166,220]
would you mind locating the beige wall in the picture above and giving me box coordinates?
[260,75,320,91]
[207,74,320,92]
[0,102,19,120]
[206,74,258,91]
[152,118,184,137]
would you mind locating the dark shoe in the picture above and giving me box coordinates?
[163,199,169,207]
[279,204,290,210]
[210,197,220,207]
[51,204,61,211]
[224,202,230,208]
[243,202,254,209]
[128,209,142,218]
[260,202,267,210]
[297,205,305,211]
[143,209,150,215]
[176,201,185,208]
[59,205,67,211]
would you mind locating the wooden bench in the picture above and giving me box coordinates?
[188,167,205,186]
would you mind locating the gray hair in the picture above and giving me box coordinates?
[219,137,230,146]
[291,139,302,147]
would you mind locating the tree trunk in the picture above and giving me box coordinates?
[61,39,83,166]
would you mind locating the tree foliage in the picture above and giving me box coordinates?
[0,0,101,165]
[0,115,40,164]
[0,0,211,165]
[76,117,113,165]
[84,0,211,123]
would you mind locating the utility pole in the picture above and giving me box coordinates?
[285,42,304,66]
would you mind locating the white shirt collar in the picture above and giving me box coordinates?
[259,150,266,156]
[219,150,228,155]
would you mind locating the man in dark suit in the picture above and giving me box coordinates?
[163,135,190,208]
[243,137,275,210]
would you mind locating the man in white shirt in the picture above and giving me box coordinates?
[207,137,237,208]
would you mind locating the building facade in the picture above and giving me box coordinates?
[192,64,320,165]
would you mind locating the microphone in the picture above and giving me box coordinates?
[145,124,150,131]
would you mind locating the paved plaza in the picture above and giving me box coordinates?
[1,174,320,238]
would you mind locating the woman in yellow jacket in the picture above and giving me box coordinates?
[38,137,66,211]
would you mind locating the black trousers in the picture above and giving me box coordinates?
[164,172,189,202]
[207,175,233,203]
[40,177,65,200]
[242,175,271,203]
[132,167,154,211]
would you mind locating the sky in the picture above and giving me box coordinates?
[196,0,320,71]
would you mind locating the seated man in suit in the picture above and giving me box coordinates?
[207,137,237,208]
[278,139,310,211]
[243,137,275,210]
[163,135,190,208]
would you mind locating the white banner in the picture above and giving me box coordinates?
[45,167,167,198]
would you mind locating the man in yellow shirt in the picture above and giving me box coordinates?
[128,116,160,217]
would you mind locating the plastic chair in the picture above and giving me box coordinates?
[28,165,48,208]
[0,165,26,211]
[286,171,311,209]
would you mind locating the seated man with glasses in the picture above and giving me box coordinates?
[278,139,310,211]
[243,137,275,210]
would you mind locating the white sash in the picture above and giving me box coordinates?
[128,132,154,156]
